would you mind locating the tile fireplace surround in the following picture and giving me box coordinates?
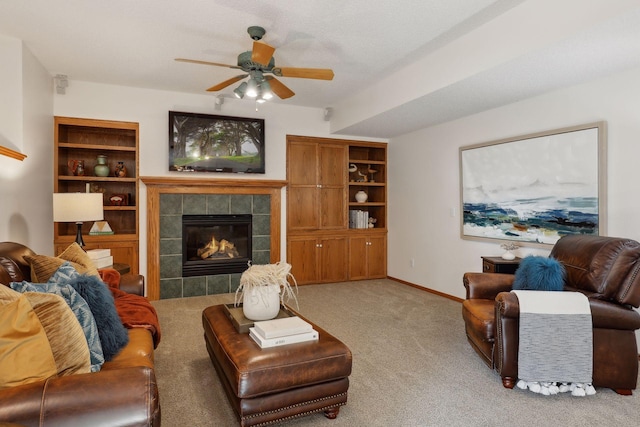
[141,177,286,300]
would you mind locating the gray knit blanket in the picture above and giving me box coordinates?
[512,290,594,396]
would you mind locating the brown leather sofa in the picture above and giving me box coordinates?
[0,242,161,426]
[462,235,640,395]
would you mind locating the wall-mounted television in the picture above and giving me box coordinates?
[169,111,265,174]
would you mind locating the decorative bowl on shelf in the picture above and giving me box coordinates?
[355,190,368,203]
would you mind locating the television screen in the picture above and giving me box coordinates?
[169,111,265,174]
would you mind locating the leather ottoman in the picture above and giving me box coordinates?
[202,304,352,426]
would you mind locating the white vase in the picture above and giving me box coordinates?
[355,190,368,203]
[242,284,281,321]
[501,250,516,260]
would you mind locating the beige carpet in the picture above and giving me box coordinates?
[152,279,640,426]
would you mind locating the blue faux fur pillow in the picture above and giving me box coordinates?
[67,274,129,361]
[512,255,565,291]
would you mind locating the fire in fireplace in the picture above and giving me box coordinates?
[182,214,252,277]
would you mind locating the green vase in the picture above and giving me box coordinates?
[94,155,110,177]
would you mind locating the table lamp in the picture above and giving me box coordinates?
[53,193,104,247]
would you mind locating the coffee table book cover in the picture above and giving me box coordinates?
[249,327,319,349]
[254,316,313,339]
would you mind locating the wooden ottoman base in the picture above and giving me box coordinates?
[202,305,352,427]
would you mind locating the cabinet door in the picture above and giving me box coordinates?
[318,144,346,186]
[288,142,317,185]
[288,141,319,231]
[288,186,318,230]
[288,141,346,231]
[348,236,368,280]
[319,187,345,229]
[319,236,348,283]
[367,235,387,278]
[318,144,347,229]
[287,237,319,285]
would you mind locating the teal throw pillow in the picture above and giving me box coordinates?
[512,255,565,291]
[67,273,129,361]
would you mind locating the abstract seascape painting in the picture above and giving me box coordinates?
[459,122,607,245]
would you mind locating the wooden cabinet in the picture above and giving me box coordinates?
[54,237,138,274]
[287,235,348,285]
[54,117,139,274]
[287,140,347,231]
[286,135,387,285]
[348,232,387,280]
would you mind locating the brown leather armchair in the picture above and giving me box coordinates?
[462,235,640,395]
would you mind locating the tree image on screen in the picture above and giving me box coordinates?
[170,112,264,173]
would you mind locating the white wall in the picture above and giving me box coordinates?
[53,81,385,277]
[0,41,53,253]
[0,35,23,152]
[389,64,640,297]
[388,65,640,341]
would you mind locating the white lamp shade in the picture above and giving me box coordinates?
[53,193,104,223]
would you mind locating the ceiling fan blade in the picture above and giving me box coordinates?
[251,41,276,66]
[175,58,241,69]
[265,76,295,99]
[273,67,334,80]
[206,75,247,92]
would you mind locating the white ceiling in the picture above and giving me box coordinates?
[2,0,640,138]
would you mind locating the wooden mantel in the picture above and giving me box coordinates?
[141,176,287,300]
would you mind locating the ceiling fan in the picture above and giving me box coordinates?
[175,26,334,101]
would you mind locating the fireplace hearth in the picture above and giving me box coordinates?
[144,177,285,300]
[182,214,252,277]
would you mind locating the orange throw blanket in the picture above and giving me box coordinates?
[99,269,161,348]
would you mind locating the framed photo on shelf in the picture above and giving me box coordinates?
[459,122,607,246]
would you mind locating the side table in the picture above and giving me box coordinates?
[481,256,521,274]
[99,263,131,275]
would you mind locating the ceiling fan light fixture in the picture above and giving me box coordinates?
[176,26,334,102]
[246,77,258,98]
[234,81,247,99]
[260,80,273,100]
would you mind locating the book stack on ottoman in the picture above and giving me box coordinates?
[202,304,352,426]
[249,316,318,348]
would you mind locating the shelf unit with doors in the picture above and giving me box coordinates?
[286,135,387,284]
[54,117,140,273]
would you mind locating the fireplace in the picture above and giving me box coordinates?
[182,214,252,277]
[142,177,285,300]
